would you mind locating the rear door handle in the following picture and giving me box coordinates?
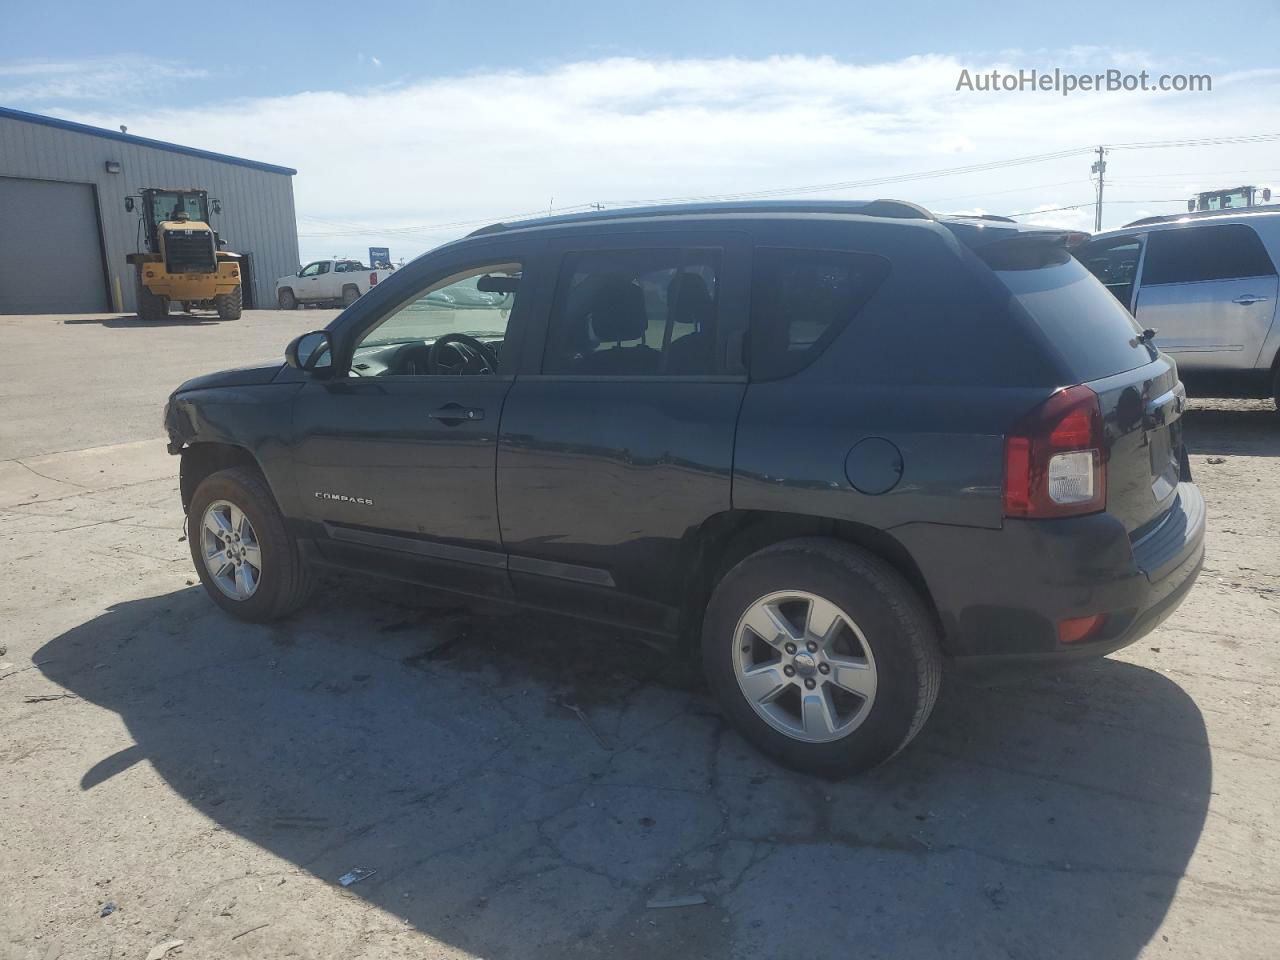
[428,403,484,424]
[1232,294,1270,305]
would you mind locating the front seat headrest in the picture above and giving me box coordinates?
[589,276,649,343]
[667,273,714,326]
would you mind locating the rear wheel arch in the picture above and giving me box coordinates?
[679,511,940,641]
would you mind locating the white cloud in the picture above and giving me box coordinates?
[48,51,1280,260]
[0,56,205,104]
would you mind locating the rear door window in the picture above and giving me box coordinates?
[1077,235,1143,308]
[748,248,889,380]
[1142,224,1276,285]
[542,249,722,376]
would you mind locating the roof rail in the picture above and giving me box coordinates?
[466,197,936,238]
[1121,204,1280,229]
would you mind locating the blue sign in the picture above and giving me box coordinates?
[369,246,391,267]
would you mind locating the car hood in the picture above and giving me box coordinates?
[173,361,285,394]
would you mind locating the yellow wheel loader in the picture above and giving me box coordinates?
[124,188,242,321]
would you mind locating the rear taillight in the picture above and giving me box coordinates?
[369,272,378,286]
[1003,385,1106,518]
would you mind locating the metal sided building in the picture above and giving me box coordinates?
[0,106,299,314]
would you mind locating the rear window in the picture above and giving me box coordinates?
[1141,224,1276,285]
[749,248,889,380]
[994,253,1149,382]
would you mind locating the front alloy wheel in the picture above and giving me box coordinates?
[200,499,262,600]
[734,591,877,743]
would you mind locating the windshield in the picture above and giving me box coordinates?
[150,191,208,225]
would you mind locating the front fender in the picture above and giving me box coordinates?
[166,382,304,516]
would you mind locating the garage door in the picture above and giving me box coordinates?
[0,177,109,314]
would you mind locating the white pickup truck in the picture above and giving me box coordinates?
[276,259,395,309]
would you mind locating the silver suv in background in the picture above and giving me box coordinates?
[1077,209,1280,404]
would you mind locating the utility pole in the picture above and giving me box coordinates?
[1091,146,1107,232]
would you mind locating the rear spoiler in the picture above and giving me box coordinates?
[968,229,1091,270]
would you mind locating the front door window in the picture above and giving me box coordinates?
[351,263,522,377]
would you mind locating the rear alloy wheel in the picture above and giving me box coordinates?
[732,590,878,743]
[702,538,942,777]
[278,288,297,310]
[341,285,360,307]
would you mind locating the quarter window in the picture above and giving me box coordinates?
[1141,224,1276,285]
[542,249,721,376]
[749,248,890,380]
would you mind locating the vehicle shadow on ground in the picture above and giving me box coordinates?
[1183,405,1280,459]
[62,314,228,327]
[38,584,1210,959]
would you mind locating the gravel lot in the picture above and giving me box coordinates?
[1,310,1277,959]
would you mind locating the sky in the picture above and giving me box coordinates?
[4,0,1280,263]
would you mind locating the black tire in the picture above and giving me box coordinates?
[215,284,243,321]
[135,267,169,322]
[278,288,297,310]
[341,285,360,307]
[701,538,942,777]
[187,466,314,622]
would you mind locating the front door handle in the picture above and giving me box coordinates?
[428,403,484,424]
[1232,294,1270,305]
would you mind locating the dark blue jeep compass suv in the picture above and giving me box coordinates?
[165,199,1205,776]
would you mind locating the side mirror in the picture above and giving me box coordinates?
[211,199,222,215]
[285,330,333,375]
[124,197,134,212]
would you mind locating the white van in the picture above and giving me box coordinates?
[1077,209,1280,403]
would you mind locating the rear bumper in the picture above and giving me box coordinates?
[895,482,1206,660]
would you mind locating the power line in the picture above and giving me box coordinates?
[295,131,1280,240]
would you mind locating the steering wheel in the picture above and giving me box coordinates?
[428,333,499,376]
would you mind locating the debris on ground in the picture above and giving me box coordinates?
[145,939,185,960]
[555,697,610,750]
[24,693,79,703]
[1206,456,1227,464]
[231,922,271,941]
[338,867,376,887]
[0,660,50,681]
[99,901,117,917]
[646,894,708,909]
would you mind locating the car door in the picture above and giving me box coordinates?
[306,260,334,301]
[1134,223,1279,371]
[1077,234,1144,311]
[293,261,322,300]
[497,231,749,632]
[288,243,538,598]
